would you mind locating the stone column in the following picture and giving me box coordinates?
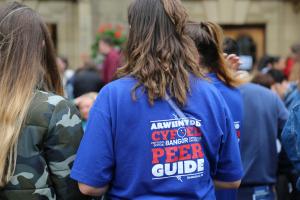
[77,0,93,66]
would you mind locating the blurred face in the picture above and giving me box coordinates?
[291,46,300,62]
[292,52,300,62]
[78,97,94,120]
[273,58,286,71]
[98,40,111,55]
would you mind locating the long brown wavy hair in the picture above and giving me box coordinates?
[187,21,241,87]
[0,2,63,186]
[117,0,203,105]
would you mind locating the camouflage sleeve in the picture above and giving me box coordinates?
[45,98,89,200]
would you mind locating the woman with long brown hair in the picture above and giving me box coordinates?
[187,21,244,200]
[71,0,243,199]
[0,2,88,199]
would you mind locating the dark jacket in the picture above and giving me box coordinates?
[0,91,89,200]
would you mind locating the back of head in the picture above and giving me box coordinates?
[186,21,240,87]
[0,2,62,186]
[257,55,280,71]
[267,69,286,84]
[101,37,115,47]
[252,73,275,89]
[223,37,239,55]
[117,0,202,105]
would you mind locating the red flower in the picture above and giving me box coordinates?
[115,31,122,39]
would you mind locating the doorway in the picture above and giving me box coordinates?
[222,24,266,67]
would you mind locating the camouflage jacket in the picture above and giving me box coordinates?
[0,91,90,200]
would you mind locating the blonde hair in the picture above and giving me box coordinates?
[0,2,63,186]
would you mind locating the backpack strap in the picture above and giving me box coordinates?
[164,93,186,119]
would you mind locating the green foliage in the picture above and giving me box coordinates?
[91,24,127,59]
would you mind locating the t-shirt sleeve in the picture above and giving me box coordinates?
[214,104,243,182]
[71,86,114,187]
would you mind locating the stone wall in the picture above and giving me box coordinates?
[0,0,87,68]
[85,0,300,58]
[0,0,299,67]
[184,0,300,57]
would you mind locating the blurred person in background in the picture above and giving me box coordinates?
[250,69,300,200]
[57,55,74,98]
[258,55,286,74]
[284,57,295,79]
[187,21,244,200]
[72,61,104,99]
[238,77,288,200]
[223,38,288,200]
[223,37,240,56]
[282,104,300,198]
[284,43,300,80]
[71,0,243,199]
[251,73,275,89]
[99,37,121,84]
[75,92,98,130]
[223,37,248,78]
[279,44,300,112]
[268,69,290,99]
[281,51,300,199]
[0,2,89,199]
[274,57,287,72]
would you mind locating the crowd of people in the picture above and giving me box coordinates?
[1,0,300,200]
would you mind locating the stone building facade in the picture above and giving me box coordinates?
[0,0,300,67]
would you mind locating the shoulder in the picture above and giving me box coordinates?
[239,83,285,112]
[108,77,136,87]
[188,77,232,116]
[100,77,137,95]
[90,77,137,108]
[239,83,275,97]
[206,73,241,98]
[108,49,121,59]
[26,91,79,127]
[34,90,74,109]
[190,76,224,99]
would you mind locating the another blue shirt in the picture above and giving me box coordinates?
[282,103,300,190]
[208,74,243,200]
[71,77,243,199]
[209,73,243,140]
[239,83,288,185]
[284,83,300,110]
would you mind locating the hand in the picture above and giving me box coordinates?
[224,53,242,71]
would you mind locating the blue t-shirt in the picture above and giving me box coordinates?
[208,73,243,140]
[208,74,243,200]
[71,77,243,199]
[239,83,288,185]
